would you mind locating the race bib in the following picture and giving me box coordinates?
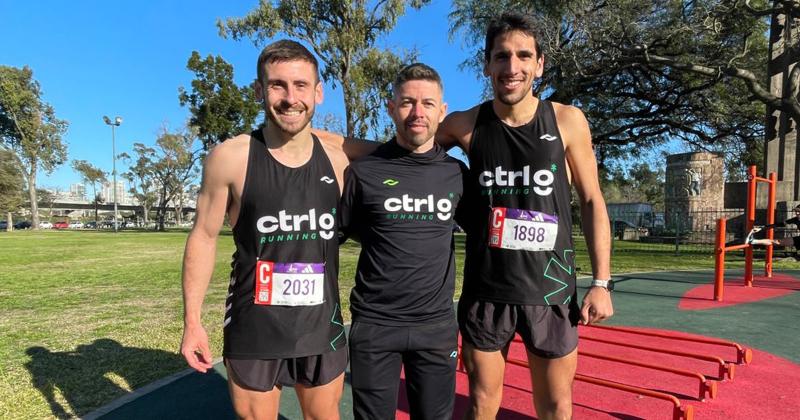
[488,207,558,251]
[254,261,325,306]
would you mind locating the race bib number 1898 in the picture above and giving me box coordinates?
[489,207,558,251]
[254,261,325,306]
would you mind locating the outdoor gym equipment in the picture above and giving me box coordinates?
[714,165,776,301]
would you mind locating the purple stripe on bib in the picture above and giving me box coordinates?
[505,209,558,224]
[272,263,325,275]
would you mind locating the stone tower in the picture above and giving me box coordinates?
[764,6,800,212]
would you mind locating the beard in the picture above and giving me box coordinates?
[396,118,435,148]
[493,78,533,106]
[266,102,315,136]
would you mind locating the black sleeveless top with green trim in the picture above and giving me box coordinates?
[223,129,345,359]
[463,100,576,306]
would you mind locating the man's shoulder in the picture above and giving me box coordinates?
[348,141,393,170]
[317,134,349,169]
[205,134,250,164]
[550,101,587,126]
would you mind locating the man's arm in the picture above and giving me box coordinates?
[312,128,378,162]
[558,104,613,325]
[435,107,479,153]
[180,144,233,373]
[338,166,361,244]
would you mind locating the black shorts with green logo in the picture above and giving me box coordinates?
[457,296,580,359]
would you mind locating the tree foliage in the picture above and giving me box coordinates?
[448,0,792,171]
[144,127,201,231]
[218,0,428,139]
[72,160,107,223]
[120,144,158,224]
[0,65,68,229]
[178,51,261,150]
[601,163,666,209]
[0,148,24,230]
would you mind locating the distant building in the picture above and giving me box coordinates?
[69,183,86,201]
[102,180,129,205]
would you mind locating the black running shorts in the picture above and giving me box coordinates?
[224,346,348,392]
[457,296,580,358]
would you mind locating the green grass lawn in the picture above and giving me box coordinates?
[1,230,798,419]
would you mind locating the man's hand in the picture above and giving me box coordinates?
[580,287,614,325]
[180,323,214,373]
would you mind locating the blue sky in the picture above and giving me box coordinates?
[1,0,483,190]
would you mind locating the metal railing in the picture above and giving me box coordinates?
[596,209,800,256]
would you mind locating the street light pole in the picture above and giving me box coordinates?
[103,115,123,232]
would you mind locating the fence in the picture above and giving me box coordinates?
[600,209,800,256]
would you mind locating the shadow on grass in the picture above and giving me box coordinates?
[25,339,186,419]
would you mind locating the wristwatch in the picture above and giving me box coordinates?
[591,279,614,291]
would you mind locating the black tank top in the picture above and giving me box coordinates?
[463,100,576,305]
[223,130,345,359]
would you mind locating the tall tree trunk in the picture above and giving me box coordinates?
[6,211,11,232]
[92,185,99,223]
[176,193,184,225]
[142,205,149,224]
[343,79,356,138]
[27,168,39,229]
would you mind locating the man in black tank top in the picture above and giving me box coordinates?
[180,40,351,419]
[339,64,466,419]
[436,13,614,420]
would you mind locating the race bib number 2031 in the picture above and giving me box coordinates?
[254,261,325,306]
[489,207,558,251]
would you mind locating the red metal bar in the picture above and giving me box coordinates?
[723,243,750,252]
[715,218,726,301]
[765,172,777,278]
[585,324,753,365]
[745,166,756,287]
[753,176,772,183]
[505,357,694,420]
[575,374,695,420]
[580,335,735,380]
[579,350,717,400]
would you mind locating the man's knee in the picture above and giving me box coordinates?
[534,396,572,420]
[470,381,503,407]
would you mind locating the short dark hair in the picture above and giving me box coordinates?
[392,63,443,95]
[484,12,543,62]
[256,40,319,83]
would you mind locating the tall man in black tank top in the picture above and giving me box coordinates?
[437,13,614,420]
[180,40,351,420]
[339,64,466,419]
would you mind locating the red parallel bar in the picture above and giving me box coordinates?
[765,172,777,278]
[724,243,750,251]
[505,357,694,420]
[745,165,756,287]
[579,350,717,400]
[580,335,735,380]
[715,218,726,302]
[585,324,753,365]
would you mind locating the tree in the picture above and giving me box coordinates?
[149,127,202,231]
[0,148,24,231]
[0,66,68,229]
[600,162,665,209]
[120,144,158,225]
[36,188,57,220]
[218,0,428,139]
[72,160,107,223]
[178,51,262,150]
[448,1,773,170]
